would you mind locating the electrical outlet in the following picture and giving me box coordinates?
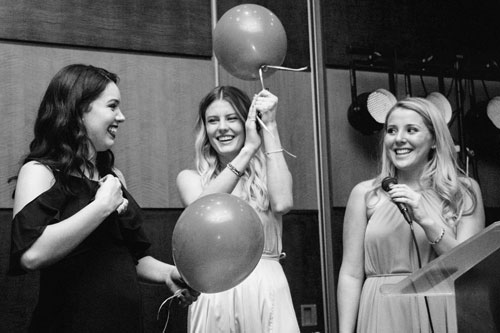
[300,304,317,326]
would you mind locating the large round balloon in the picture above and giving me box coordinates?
[172,193,264,293]
[213,4,287,80]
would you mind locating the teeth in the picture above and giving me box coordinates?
[395,148,411,155]
[108,127,117,135]
[218,135,233,142]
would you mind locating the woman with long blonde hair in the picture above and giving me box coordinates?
[177,86,300,332]
[337,97,485,332]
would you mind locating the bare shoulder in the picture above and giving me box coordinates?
[18,161,55,185]
[459,176,484,211]
[459,176,482,199]
[346,179,378,219]
[343,180,374,235]
[350,179,375,198]
[14,161,56,216]
[176,169,203,206]
[176,169,200,183]
[462,176,480,191]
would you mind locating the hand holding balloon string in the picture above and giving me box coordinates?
[251,90,297,158]
[157,282,199,333]
[156,289,182,333]
[256,64,307,139]
[250,92,275,139]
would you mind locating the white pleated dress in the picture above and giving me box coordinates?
[188,210,300,333]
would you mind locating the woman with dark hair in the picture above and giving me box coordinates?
[9,64,198,332]
[177,86,300,332]
[337,97,485,332]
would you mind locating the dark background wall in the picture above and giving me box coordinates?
[0,209,324,333]
[322,0,500,75]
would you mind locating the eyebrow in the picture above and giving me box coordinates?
[387,122,422,126]
[206,112,238,118]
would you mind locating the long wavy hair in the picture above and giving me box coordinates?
[22,64,119,194]
[194,86,269,211]
[370,97,477,227]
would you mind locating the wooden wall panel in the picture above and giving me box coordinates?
[0,42,318,209]
[0,0,212,57]
[218,68,317,210]
[0,41,214,208]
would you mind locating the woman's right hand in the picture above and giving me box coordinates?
[243,97,262,153]
[95,175,128,216]
[165,267,200,307]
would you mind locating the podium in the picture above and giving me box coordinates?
[380,221,500,333]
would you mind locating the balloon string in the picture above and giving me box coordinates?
[255,66,298,159]
[282,148,297,158]
[256,114,296,158]
[255,115,275,139]
[157,289,182,333]
[259,67,266,90]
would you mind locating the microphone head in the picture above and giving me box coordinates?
[381,177,397,192]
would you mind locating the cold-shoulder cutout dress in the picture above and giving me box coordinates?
[9,175,151,333]
[357,191,453,333]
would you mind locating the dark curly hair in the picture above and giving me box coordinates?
[22,64,119,194]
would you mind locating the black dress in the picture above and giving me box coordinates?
[9,175,151,333]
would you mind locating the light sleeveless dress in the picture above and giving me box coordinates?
[188,209,300,333]
[357,191,453,333]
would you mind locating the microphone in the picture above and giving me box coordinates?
[381,177,413,224]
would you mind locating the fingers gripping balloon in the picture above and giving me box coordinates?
[172,193,264,293]
[213,4,287,81]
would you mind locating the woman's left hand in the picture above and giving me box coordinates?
[164,267,200,307]
[253,89,278,125]
[386,184,428,225]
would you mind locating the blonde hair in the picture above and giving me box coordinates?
[194,86,269,211]
[371,97,477,226]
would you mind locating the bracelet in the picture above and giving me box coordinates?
[226,163,243,177]
[265,149,284,156]
[429,227,445,245]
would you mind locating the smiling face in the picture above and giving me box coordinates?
[205,99,245,160]
[384,108,435,174]
[83,82,124,153]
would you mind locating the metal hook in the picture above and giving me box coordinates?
[258,65,309,91]
[261,65,309,72]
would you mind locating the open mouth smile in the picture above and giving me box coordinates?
[217,135,234,143]
[108,125,117,138]
[395,148,412,155]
